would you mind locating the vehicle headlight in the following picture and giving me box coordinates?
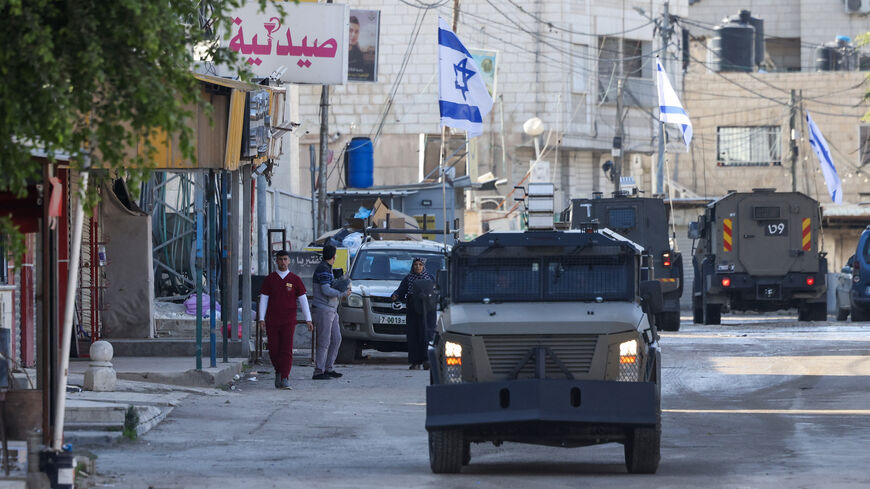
[346,293,364,308]
[444,341,463,384]
[617,340,639,382]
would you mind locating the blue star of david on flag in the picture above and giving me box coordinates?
[438,18,493,138]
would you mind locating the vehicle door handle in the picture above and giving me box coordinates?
[743,234,754,238]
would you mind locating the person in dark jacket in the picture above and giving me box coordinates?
[391,257,436,370]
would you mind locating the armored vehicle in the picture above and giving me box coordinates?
[426,227,663,474]
[337,239,448,362]
[689,189,827,324]
[568,194,683,331]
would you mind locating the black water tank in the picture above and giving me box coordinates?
[743,12,765,67]
[711,20,755,72]
[815,36,858,71]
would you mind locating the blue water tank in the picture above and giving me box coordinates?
[347,137,374,188]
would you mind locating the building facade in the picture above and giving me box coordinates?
[292,0,689,229]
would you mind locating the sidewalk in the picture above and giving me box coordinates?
[60,357,246,447]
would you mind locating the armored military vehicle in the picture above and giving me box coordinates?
[568,194,683,331]
[689,189,828,324]
[426,226,663,474]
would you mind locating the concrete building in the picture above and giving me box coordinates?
[292,0,689,230]
[687,0,870,72]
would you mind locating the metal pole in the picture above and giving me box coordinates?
[789,89,798,192]
[194,173,204,370]
[318,85,330,235]
[207,170,217,368]
[309,144,317,240]
[241,164,253,358]
[615,78,625,195]
[221,171,229,363]
[656,1,671,195]
[440,130,447,244]
[229,170,240,353]
[52,164,88,450]
[256,174,268,274]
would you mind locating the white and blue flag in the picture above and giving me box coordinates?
[438,18,493,138]
[806,111,843,204]
[655,58,692,151]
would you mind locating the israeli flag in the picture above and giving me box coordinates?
[806,111,843,204]
[655,58,692,151]
[438,18,493,138]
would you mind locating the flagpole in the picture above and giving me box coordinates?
[440,127,447,244]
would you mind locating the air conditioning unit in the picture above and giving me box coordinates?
[845,0,870,15]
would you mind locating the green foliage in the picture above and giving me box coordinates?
[123,405,140,440]
[0,0,268,264]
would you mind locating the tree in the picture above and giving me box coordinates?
[0,0,254,261]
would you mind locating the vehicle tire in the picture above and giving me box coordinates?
[336,339,360,364]
[809,302,827,321]
[703,303,721,325]
[429,429,464,473]
[692,297,703,324]
[624,386,661,474]
[657,311,681,332]
[836,307,849,321]
[462,440,471,466]
[851,306,870,322]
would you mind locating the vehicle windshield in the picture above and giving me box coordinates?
[350,250,446,281]
[453,247,634,302]
[864,237,870,264]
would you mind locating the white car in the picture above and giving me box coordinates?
[337,239,449,363]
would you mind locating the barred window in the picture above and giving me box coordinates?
[717,126,782,167]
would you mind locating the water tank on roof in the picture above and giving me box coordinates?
[711,18,755,72]
[815,36,858,71]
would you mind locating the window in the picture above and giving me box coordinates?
[350,250,445,281]
[608,208,636,229]
[598,37,654,106]
[717,126,782,167]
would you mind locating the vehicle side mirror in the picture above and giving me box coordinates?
[842,266,852,274]
[436,269,449,310]
[688,221,699,240]
[639,280,663,315]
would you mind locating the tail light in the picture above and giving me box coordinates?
[805,276,815,286]
[721,277,731,287]
[662,252,672,267]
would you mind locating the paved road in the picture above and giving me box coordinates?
[92,317,870,488]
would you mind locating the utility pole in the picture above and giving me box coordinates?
[437,0,461,244]
[656,1,671,195]
[613,79,624,195]
[317,0,333,237]
[789,89,798,192]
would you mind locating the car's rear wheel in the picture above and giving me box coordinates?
[657,311,681,332]
[703,302,721,325]
[851,305,870,322]
[692,297,703,324]
[429,429,464,473]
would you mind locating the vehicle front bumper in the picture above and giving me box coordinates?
[425,378,657,431]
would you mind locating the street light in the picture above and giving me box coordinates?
[523,117,545,160]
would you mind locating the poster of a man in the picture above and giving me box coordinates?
[348,9,380,82]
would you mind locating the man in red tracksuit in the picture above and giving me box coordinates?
[258,250,313,389]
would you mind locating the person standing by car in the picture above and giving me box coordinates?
[312,244,351,380]
[258,250,313,389]
[391,257,436,370]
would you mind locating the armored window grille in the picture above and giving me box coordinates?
[545,256,632,301]
[716,126,782,167]
[607,208,636,229]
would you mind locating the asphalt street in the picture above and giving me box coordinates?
[91,316,870,489]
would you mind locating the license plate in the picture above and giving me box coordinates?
[377,315,406,325]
